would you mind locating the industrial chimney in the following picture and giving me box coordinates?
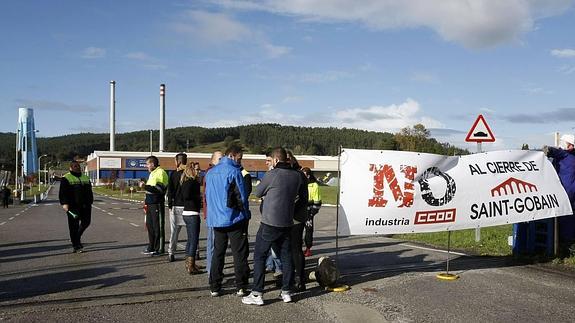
[110,80,116,152]
[159,84,165,152]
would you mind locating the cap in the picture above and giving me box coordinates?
[561,134,575,145]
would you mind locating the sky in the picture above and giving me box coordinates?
[1,0,575,151]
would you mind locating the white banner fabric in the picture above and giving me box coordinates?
[338,149,572,235]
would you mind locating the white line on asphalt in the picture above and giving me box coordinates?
[399,243,468,256]
[177,243,186,249]
[129,223,139,227]
[9,217,14,220]
[117,217,124,220]
[108,212,114,216]
[0,222,6,226]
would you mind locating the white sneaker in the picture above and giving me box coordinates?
[210,290,220,297]
[236,289,247,297]
[280,291,292,303]
[242,292,264,306]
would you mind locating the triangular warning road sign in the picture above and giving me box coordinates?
[465,114,495,142]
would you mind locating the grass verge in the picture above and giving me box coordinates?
[394,225,513,256]
[93,186,145,201]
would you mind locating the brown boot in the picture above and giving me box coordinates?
[189,256,202,275]
[185,256,193,274]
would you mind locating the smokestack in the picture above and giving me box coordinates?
[110,81,116,152]
[159,84,165,152]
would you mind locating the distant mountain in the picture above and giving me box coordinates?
[0,123,469,170]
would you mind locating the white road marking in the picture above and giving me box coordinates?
[107,212,114,216]
[399,243,468,256]
[9,217,14,220]
[117,217,124,220]
[0,222,6,226]
[129,223,139,227]
[177,243,186,249]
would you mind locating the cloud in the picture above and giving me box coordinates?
[202,98,442,134]
[81,47,106,59]
[300,70,353,83]
[551,48,575,58]
[212,0,573,48]
[170,10,251,45]
[501,108,575,124]
[331,98,443,132]
[125,52,153,61]
[429,128,467,137]
[15,99,100,112]
[410,72,439,84]
[263,43,292,58]
[168,10,291,58]
[124,51,167,70]
[281,96,302,103]
[521,87,553,95]
[559,65,575,74]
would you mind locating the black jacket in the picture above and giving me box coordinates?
[167,170,185,209]
[181,177,202,212]
[59,171,94,210]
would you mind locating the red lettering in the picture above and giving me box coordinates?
[368,164,416,208]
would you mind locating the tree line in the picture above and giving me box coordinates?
[0,123,469,172]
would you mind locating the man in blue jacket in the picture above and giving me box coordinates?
[205,145,250,297]
[544,134,575,248]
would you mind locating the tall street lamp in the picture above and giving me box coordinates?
[38,154,48,189]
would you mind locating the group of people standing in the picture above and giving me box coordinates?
[56,145,322,305]
[139,145,322,305]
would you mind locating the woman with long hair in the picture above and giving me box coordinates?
[180,161,203,274]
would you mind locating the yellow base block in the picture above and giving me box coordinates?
[326,284,351,292]
[436,273,460,281]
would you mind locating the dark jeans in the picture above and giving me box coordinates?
[305,216,314,249]
[210,220,250,292]
[290,222,305,286]
[145,203,165,253]
[183,215,200,257]
[67,206,92,248]
[252,223,293,294]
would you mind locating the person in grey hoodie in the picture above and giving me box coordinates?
[242,147,308,306]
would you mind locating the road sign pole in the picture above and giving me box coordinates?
[475,142,482,242]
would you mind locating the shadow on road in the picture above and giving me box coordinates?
[0,267,145,301]
[0,240,118,262]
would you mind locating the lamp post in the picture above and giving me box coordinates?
[38,154,48,190]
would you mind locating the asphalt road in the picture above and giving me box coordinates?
[1,183,574,322]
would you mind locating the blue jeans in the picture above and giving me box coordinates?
[206,226,214,274]
[182,215,200,257]
[252,223,292,294]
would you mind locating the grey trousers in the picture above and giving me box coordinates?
[168,207,186,255]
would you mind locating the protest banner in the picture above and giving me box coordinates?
[338,149,572,235]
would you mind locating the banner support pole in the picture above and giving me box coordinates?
[335,145,342,262]
[437,230,459,281]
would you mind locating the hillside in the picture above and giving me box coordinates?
[0,123,468,170]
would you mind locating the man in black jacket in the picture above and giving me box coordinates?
[59,161,94,253]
